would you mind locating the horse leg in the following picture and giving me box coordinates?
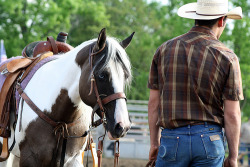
[6,153,20,167]
[19,140,42,167]
[0,160,8,167]
[64,151,84,167]
[19,152,38,167]
[0,153,18,167]
[10,153,20,167]
[0,140,8,167]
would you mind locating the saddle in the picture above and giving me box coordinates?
[0,32,74,161]
[22,32,74,58]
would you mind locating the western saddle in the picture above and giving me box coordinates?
[0,32,74,161]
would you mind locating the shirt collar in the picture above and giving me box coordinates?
[189,26,218,40]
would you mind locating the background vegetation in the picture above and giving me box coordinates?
[0,0,249,120]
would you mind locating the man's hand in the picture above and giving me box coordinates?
[149,145,158,161]
[224,157,238,167]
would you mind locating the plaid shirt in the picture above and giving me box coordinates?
[148,26,244,129]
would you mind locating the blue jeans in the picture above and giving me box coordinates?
[156,123,225,167]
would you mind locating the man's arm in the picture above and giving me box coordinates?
[148,89,161,161]
[224,100,241,167]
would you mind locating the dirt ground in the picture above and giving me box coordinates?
[83,158,249,167]
[83,157,148,167]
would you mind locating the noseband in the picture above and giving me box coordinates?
[88,43,127,128]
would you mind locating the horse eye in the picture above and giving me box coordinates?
[99,73,105,79]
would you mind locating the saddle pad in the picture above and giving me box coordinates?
[15,54,60,114]
[0,52,53,92]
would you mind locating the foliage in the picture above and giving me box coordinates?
[1,0,250,118]
[68,0,110,46]
[0,0,80,57]
[92,0,162,100]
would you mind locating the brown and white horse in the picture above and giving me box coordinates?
[0,28,134,166]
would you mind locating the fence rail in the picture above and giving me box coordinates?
[125,100,149,142]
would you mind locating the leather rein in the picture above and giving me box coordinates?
[16,43,126,167]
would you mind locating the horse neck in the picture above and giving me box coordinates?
[40,46,91,122]
[49,44,89,106]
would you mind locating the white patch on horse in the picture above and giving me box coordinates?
[108,61,130,128]
[12,40,95,157]
[106,38,132,129]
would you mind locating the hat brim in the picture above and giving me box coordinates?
[177,3,242,20]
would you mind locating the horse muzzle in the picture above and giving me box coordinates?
[108,122,131,140]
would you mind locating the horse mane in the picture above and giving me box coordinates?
[92,37,132,87]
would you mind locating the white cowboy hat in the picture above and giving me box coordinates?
[178,0,242,20]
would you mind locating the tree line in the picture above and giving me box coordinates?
[0,0,249,119]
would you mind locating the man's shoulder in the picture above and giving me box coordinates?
[159,32,239,62]
[210,43,239,62]
[160,31,218,48]
[158,33,187,50]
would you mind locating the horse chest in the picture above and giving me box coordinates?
[12,102,91,164]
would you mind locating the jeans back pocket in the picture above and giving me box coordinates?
[158,136,179,162]
[201,132,225,159]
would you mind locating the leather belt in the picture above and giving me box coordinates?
[190,121,218,126]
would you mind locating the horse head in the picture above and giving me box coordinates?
[76,28,134,140]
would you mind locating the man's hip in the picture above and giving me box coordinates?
[156,123,225,167]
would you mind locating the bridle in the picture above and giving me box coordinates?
[86,42,128,167]
[88,42,127,128]
[15,42,127,167]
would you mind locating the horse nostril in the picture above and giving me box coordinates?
[114,123,124,137]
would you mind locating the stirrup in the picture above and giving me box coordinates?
[0,138,9,162]
[82,141,98,167]
[90,142,98,167]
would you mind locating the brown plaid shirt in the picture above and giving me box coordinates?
[148,26,244,129]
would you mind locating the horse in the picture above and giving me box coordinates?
[0,28,134,167]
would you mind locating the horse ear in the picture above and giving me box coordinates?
[94,28,106,52]
[120,32,135,49]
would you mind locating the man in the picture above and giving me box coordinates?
[148,0,244,166]
[239,118,250,166]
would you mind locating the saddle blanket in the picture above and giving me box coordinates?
[0,55,60,114]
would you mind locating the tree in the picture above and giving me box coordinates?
[68,0,110,46]
[230,0,250,119]
[1,0,249,119]
[93,0,174,100]
[0,0,80,57]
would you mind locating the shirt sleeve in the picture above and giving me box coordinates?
[222,56,244,101]
[148,48,160,90]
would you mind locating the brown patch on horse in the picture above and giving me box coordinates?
[19,89,88,166]
[48,89,81,123]
[75,43,93,68]
[75,43,98,108]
